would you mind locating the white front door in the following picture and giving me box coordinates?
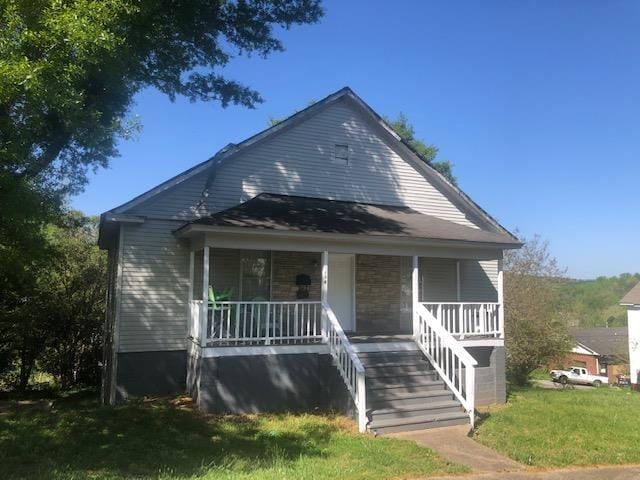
[328,254,355,332]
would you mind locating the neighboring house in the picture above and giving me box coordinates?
[550,327,629,383]
[621,281,640,388]
[98,87,521,434]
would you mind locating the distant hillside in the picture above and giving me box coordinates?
[555,273,640,328]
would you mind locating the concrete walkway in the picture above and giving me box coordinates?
[427,465,640,480]
[389,425,522,474]
[389,425,640,479]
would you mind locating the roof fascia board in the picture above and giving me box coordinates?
[573,342,600,356]
[174,223,516,251]
[103,213,146,224]
[109,158,214,214]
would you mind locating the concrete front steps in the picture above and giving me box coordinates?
[360,350,469,435]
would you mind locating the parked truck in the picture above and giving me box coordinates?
[550,367,609,387]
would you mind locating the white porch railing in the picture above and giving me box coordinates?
[188,298,368,432]
[323,301,367,433]
[421,302,502,338]
[415,303,478,427]
[200,301,323,345]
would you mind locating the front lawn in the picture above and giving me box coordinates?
[0,393,466,480]
[474,386,640,467]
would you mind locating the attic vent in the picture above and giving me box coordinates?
[334,144,349,165]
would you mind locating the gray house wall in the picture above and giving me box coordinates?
[466,346,507,406]
[193,352,354,416]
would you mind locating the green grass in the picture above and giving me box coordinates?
[474,386,640,467]
[0,393,466,480]
[528,368,550,381]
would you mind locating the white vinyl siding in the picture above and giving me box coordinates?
[460,259,499,302]
[420,258,458,302]
[419,257,498,303]
[126,99,480,228]
[215,100,478,227]
[118,220,189,352]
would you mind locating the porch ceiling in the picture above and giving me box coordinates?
[175,193,521,248]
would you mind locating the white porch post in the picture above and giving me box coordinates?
[201,246,210,347]
[412,256,419,339]
[497,258,504,338]
[321,251,329,339]
[456,260,461,301]
[188,251,195,302]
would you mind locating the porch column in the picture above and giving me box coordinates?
[201,246,210,347]
[412,256,419,339]
[321,251,329,338]
[497,258,504,338]
[188,251,195,303]
[456,260,461,301]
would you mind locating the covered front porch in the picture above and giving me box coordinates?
[176,193,517,432]
[186,248,504,347]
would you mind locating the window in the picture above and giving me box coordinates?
[334,144,349,164]
[239,251,271,301]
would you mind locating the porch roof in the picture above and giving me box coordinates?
[175,193,521,248]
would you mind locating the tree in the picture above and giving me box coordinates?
[1,0,323,199]
[0,212,106,390]
[0,2,323,385]
[503,235,572,385]
[37,213,106,388]
[385,113,457,185]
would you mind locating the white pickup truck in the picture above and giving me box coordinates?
[550,367,609,387]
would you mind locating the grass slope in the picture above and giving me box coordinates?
[0,393,466,480]
[474,387,640,467]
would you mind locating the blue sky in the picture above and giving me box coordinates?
[72,0,640,279]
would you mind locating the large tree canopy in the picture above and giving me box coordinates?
[0,0,323,197]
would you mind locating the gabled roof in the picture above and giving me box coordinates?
[101,86,518,245]
[621,281,640,306]
[174,193,522,248]
[569,327,628,359]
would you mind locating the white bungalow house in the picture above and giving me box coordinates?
[621,281,640,387]
[99,87,521,434]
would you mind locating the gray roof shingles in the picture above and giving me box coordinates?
[621,281,640,306]
[180,193,522,247]
[569,327,628,360]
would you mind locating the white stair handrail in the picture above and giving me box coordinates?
[322,301,367,433]
[414,303,478,427]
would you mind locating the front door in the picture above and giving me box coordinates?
[328,254,355,331]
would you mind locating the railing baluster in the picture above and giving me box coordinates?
[415,303,478,427]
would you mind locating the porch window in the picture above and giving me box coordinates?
[240,251,271,301]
